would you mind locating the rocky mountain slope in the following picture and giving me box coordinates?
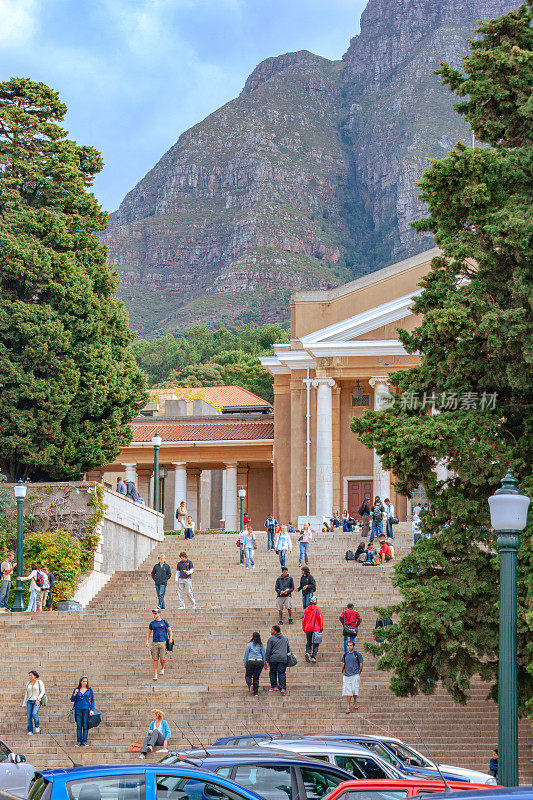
[101,0,516,336]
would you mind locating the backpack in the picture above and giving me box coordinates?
[358,503,368,516]
[372,503,383,521]
[126,481,139,501]
[345,550,355,561]
[35,571,45,588]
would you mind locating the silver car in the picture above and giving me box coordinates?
[258,739,407,781]
[0,739,35,797]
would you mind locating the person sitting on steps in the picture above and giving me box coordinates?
[139,709,171,758]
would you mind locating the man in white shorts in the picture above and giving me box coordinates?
[342,639,363,713]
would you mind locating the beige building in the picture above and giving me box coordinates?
[260,248,439,526]
[90,386,274,532]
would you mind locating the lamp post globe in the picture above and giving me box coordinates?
[488,470,530,787]
[238,487,246,531]
[12,480,28,613]
[151,433,162,512]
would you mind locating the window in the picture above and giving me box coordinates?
[300,768,345,800]
[156,776,244,800]
[385,742,429,769]
[214,769,232,779]
[28,778,52,800]
[337,792,408,800]
[304,756,330,763]
[233,765,292,800]
[334,756,388,780]
[355,742,397,766]
[67,775,145,800]
[0,742,10,763]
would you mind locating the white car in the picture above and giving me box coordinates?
[257,739,407,781]
[0,739,35,797]
[303,734,497,786]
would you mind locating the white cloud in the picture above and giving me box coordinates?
[0,0,38,47]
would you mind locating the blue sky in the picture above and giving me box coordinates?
[1,0,366,211]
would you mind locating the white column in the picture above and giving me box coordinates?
[312,378,335,517]
[221,470,227,524]
[369,378,392,501]
[122,463,137,483]
[224,462,238,531]
[172,462,187,518]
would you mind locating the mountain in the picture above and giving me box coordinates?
[101,0,516,337]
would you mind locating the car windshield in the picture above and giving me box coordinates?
[385,743,432,769]
[358,743,399,766]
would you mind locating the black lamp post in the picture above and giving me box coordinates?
[488,470,530,787]
[238,486,246,531]
[11,480,27,613]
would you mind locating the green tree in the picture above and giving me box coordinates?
[0,78,146,481]
[351,4,533,716]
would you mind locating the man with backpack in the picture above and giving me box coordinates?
[370,496,385,541]
[339,603,361,652]
[264,514,278,552]
[37,565,51,611]
[358,497,370,537]
[341,639,363,713]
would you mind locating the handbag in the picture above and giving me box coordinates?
[312,631,322,644]
[343,625,358,637]
[287,650,297,667]
[67,707,75,724]
[391,516,399,525]
[166,638,174,651]
[88,711,101,729]
[128,742,143,753]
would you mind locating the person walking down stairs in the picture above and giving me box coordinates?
[151,554,171,610]
[342,639,363,714]
[175,552,195,608]
[70,676,95,747]
[275,526,292,568]
[22,670,45,735]
[243,526,256,569]
[297,567,316,609]
[139,710,171,758]
[265,625,289,696]
[244,632,266,697]
[146,609,173,680]
[275,566,294,625]
[302,596,323,663]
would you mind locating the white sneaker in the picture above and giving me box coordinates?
[35,727,40,733]
[27,732,33,736]
[147,745,153,753]
[139,754,145,760]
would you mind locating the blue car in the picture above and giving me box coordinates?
[160,748,353,800]
[443,791,533,800]
[23,763,268,800]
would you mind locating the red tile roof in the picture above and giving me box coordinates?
[147,385,272,408]
[131,421,274,443]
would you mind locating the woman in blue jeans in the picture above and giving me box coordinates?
[70,676,95,746]
[22,670,46,734]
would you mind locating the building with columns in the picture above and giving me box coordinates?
[260,248,439,526]
[90,387,274,532]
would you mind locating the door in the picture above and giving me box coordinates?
[348,481,373,517]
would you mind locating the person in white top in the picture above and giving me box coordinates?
[298,523,313,566]
[19,564,42,612]
[22,670,46,734]
[274,525,293,569]
[175,501,187,535]
[243,525,256,569]
[384,498,395,539]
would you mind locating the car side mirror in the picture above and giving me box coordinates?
[7,754,16,763]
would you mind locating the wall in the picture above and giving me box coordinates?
[98,488,164,574]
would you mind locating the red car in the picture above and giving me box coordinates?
[323,779,501,800]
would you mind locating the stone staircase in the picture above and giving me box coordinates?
[1,526,531,783]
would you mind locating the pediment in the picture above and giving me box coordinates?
[299,290,422,345]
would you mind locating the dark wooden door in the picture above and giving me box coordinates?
[348,480,373,517]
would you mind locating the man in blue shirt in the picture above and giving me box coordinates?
[146,609,173,681]
[264,514,278,552]
[342,639,363,713]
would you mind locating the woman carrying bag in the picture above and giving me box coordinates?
[70,676,95,747]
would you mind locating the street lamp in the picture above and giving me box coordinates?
[151,432,162,512]
[238,486,246,532]
[12,480,27,613]
[488,470,530,787]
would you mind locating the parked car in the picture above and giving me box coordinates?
[26,763,268,800]
[161,748,353,800]
[211,736,268,748]
[0,739,35,798]
[322,778,502,800]
[257,740,407,781]
[303,735,497,786]
[443,792,532,800]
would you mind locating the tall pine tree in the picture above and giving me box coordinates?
[351,4,533,715]
[0,78,146,481]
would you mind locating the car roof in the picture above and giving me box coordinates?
[443,791,532,799]
[305,735,405,746]
[165,748,352,770]
[259,740,378,755]
[37,763,249,780]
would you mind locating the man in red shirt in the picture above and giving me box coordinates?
[339,603,361,653]
[379,535,393,564]
[302,596,323,663]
